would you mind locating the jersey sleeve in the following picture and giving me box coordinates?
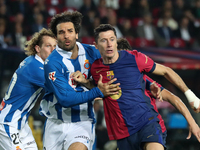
[28,69,45,88]
[145,75,164,93]
[129,50,156,73]
[44,60,104,108]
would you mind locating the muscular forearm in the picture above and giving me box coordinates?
[162,89,196,126]
[153,63,189,93]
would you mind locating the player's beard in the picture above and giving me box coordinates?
[58,39,76,52]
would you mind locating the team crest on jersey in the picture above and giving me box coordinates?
[107,71,114,80]
[84,60,90,69]
[16,146,22,150]
[49,71,56,81]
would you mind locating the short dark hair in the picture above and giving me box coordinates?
[94,24,117,43]
[117,38,132,50]
[49,11,83,36]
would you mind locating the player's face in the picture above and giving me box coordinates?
[95,30,118,63]
[37,36,57,61]
[56,22,78,52]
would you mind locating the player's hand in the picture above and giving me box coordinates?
[189,101,200,113]
[150,82,163,102]
[184,89,200,113]
[97,74,121,97]
[187,122,200,142]
[70,71,88,84]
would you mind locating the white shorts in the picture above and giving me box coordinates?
[0,123,38,150]
[43,119,95,150]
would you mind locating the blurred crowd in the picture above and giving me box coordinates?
[1,0,200,50]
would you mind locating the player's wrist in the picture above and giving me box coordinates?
[184,89,200,109]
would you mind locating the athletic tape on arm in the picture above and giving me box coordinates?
[184,89,200,109]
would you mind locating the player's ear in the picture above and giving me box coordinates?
[35,45,40,53]
[93,41,98,49]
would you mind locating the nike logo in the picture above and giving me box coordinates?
[39,67,44,70]
[96,69,102,73]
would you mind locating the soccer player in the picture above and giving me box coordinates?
[89,24,200,150]
[39,11,120,150]
[0,28,57,150]
[117,37,200,145]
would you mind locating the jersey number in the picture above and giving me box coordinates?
[11,133,21,145]
[4,73,17,100]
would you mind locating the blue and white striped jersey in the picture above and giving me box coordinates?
[39,42,104,123]
[0,55,45,130]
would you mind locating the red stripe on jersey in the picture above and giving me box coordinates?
[144,75,166,133]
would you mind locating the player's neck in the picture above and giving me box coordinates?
[70,44,79,59]
[102,52,119,64]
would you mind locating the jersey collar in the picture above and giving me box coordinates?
[35,54,44,64]
[56,41,86,59]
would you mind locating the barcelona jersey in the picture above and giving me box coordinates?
[91,50,160,140]
[144,75,166,133]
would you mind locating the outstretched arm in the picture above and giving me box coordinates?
[152,63,200,112]
[162,89,200,142]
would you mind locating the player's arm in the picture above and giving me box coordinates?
[161,89,200,142]
[146,79,162,101]
[152,63,200,112]
[44,63,120,108]
[70,70,121,95]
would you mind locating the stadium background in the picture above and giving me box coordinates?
[0,0,200,149]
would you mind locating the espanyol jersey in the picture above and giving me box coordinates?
[90,50,160,140]
[39,42,103,123]
[144,75,166,133]
[0,55,45,130]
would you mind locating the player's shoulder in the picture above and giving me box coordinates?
[45,50,61,65]
[80,42,100,55]
[17,55,44,78]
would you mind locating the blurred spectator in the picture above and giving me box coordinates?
[105,0,119,10]
[34,0,48,19]
[135,0,151,18]
[97,0,108,19]
[162,0,173,12]
[173,0,188,22]
[87,16,101,36]
[0,3,11,18]
[136,12,167,47]
[120,19,136,38]
[107,11,123,38]
[31,13,48,34]
[79,0,99,17]
[11,23,26,50]
[79,0,100,29]
[157,16,174,46]
[12,13,29,36]
[184,8,200,28]
[9,0,31,16]
[174,16,195,49]
[117,0,136,19]
[65,0,83,10]
[191,0,200,19]
[0,3,12,35]
[0,18,12,48]
[157,10,178,30]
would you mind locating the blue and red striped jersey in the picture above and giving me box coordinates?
[91,50,160,140]
[144,75,166,133]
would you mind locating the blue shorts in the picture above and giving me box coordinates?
[117,121,167,150]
